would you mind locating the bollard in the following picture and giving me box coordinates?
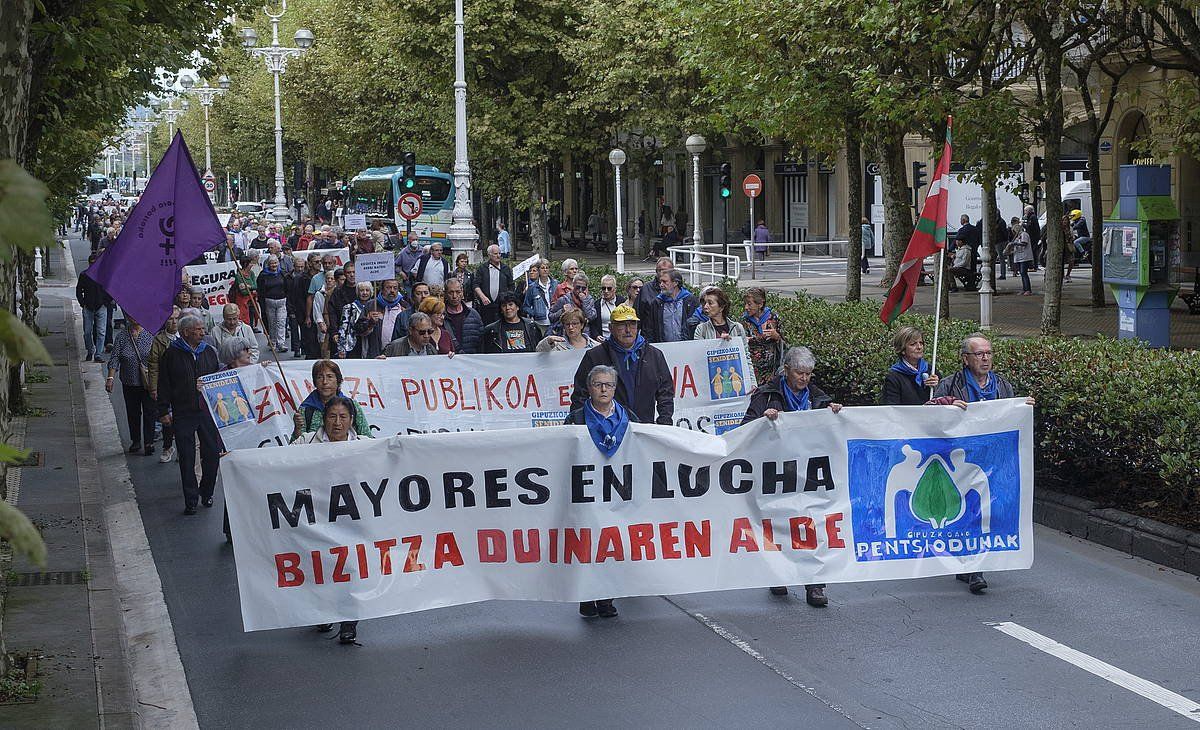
[34,248,43,279]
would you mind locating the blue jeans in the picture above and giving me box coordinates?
[1017,260,1032,292]
[82,307,106,358]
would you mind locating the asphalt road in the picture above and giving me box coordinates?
[70,236,1200,728]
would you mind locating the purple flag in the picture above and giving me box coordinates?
[85,132,226,333]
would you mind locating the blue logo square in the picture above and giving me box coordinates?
[847,431,1021,562]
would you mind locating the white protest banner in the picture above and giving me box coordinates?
[200,338,758,449]
[344,213,367,231]
[353,251,394,282]
[511,253,540,281]
[183,261,238,307]
[223,399,1034,631]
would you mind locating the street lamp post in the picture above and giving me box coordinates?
[183,74,230,201]
[609,148,626,273]
[159,98,184,138]
[447,0,480,262]
[684,134,706,278]
[242,3,314,222]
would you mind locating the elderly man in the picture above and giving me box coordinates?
[444,279,483,354]
[474,244,514,326]
[156,315,223,515]
[412,242,451,289]
[209,304,259,362]
[594,274,625,340]
[381,312,440,357]
[364,278,410,354]
[553,258,580,301]
[395,233,424,289]
[549,272,597,330]
[248,225,271,249]
[644,269,698,344]
[570,304,672,425]
[636,257,675,322]
[741,345,842,607]
[933,331,1035,594]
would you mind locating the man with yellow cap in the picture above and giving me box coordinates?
[570,304,674,425]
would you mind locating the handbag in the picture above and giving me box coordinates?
[132,334,151,390]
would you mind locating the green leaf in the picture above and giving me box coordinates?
[0,161,55,258]
[0,500,46,568]
[0,309,51,366]
[910,458,961,529]
[0,443,30,465]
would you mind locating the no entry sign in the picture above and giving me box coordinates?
[397,192,423,221]
[742,174,762,198]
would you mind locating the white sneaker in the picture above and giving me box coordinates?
[159,446,176,463]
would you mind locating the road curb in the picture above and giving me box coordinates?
[1034,489,1200,577]
[64,246,199,729]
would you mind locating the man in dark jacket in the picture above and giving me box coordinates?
[157,314,223,515]
[474,244,513,326]
[740,345,842,607]
[952,215,982,291]
[444,279,483,354]
[636,257,674,323]
[570,304,673,425]
[643,269,699,343]
[76,253,112,361]
[480,292,541,353]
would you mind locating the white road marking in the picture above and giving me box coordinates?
[989,621,1200,723]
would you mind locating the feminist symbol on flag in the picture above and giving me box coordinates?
[158,215,176,265]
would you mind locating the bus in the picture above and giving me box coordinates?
[347,164,454,243]
[84,174,110,197]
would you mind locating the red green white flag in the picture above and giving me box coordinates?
[879,117,954,324]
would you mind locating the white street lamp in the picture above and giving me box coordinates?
[447,0,480,262]
[242,1,314,222]
[609,148,627,273]
[184,75,228,198]
[159,98,184,138]
[684,134,706,263]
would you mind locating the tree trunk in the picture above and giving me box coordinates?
[877,131,912,287]
[1040,51,1066,336]
[528,168,547,258]
[1086,127,1106,308]
[982,180,999,291]
[844,122,863,301]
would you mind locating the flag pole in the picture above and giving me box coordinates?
[930,247,945,398]
[224,241,298,406]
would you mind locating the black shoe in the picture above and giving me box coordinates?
[225,531,232,544]
[596,599,618,618]
[93,356,105,363]
[805,585,829,607]
[128,442,142,454]
[202,497,214,508]
[183,505,197,515]
[315,623,334,632]
[968,572,988,594]
[338,624,357,644]
[143,445,154,456]
[769,586,789,596]
[578,601,598,618]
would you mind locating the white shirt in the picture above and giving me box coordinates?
[599,297,619,338]
[487,264,501,299]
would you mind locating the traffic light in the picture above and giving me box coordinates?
[718,163,732,199]
[1033,155,1045,182]
[912,161,928,191]
[402,151,417,190]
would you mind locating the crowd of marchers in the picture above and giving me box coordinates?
[75,205,1034,647]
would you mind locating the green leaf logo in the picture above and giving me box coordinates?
[910,458,961,529]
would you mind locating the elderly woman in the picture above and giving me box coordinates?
[258,254,289,352]
[148,306,181,463]
[292,360,373,439]
[522,258,557,334]
[563,364,638,619]
[549,272,597,329]
[625,278,644,304]
[187,287,216,331]
[312,270,338,358]
[452,252,476,306]
[229,255,258,327]
[1009,220,1034,295]
[337,282,380,359]
[741,287,785,385]
[417,296,457,354]
[692,288,747,341]
[218,336,256,370]
[107,317,157,456]
[880,326,942,405]
[740,346,842,608]
[537,308,597,352]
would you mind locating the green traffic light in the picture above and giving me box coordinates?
[404,178,415,189]
[721,188,731,198]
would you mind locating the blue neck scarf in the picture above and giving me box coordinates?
[583,400,629,458]
[170,337,209,359]
[781,380,811,412]
[376,292,405,311]
[962,369,998,402]
[657,287,692,304]
[606,334,645,369]
[690,304,708,324]
[352,299,369,313]
[890,358,930,388]
[300,389,348,412]
[259,267,281,279]
[744,307,775,335]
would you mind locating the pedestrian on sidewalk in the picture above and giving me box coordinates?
[1009,220,1034,295]
[753,219,771,261]
[106,317,157,456]
[148,306,182,463]
[157,315,223,515]
[76,252,112,362]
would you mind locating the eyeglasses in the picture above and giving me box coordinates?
[591,382,617,390]
[967,351,993,358]
[416,328,435,335]
[574,285,589,291]
[602,286,615,291]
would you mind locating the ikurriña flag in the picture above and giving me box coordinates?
[85,131,226,333]
[879,117,954,325]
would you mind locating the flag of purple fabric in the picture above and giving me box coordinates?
[85,132,226,333]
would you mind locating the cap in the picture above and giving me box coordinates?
[1070,209,1083,220]
[610,304,639,323]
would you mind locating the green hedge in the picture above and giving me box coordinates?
[557,261,1200,509]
